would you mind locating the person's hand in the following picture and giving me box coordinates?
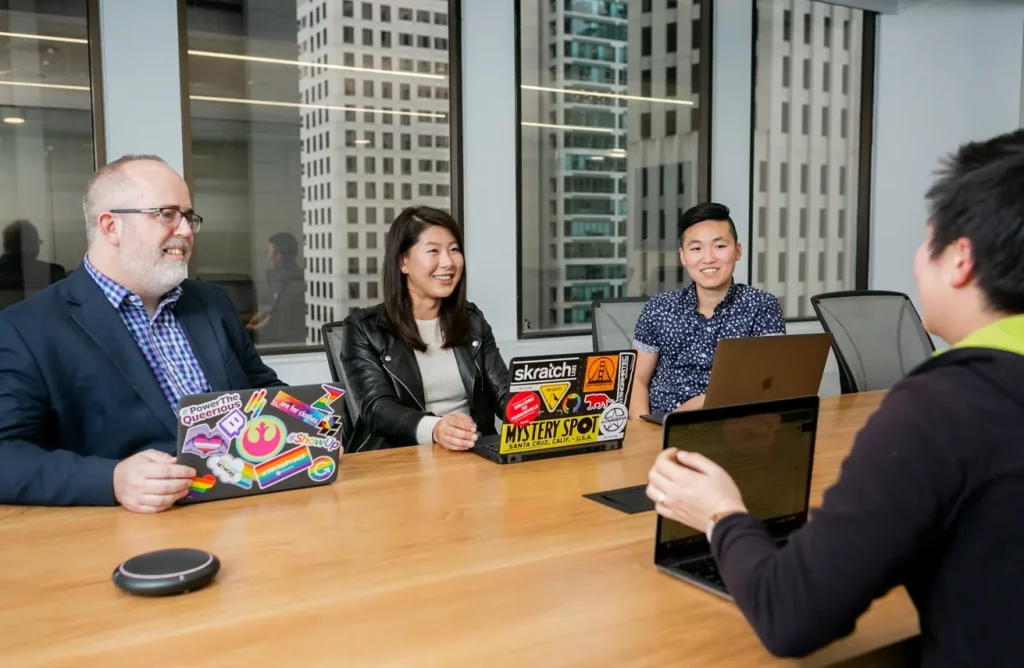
[674,394,706,411]
[113,450,197,513]
[432,413,478,451]
[646,448,747,532]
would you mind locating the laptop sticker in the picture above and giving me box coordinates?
[286,432,341,452]
[599,402,628,437]
[560,393,582,414]
[499,415,602,455]
[244,389,267,418]
[538,382,571,412]
[583,356,616,393]
[308,456,336,482]
[253,445,313,490]
[236,416,288,463]
[182,424,230,459]
[583,393,611,410]
[207,454,246,486]
[216,409,248,440]
[187,474,216,499]
[506,391,541,426]
[179,393,243,427]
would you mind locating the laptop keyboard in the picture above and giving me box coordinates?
[678,556,725,588]
[676,537,788,591]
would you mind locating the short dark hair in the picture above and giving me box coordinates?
[926,129,1024,314]
[268,232,299,257]
[677,202,738,247]
[382,205,470,352]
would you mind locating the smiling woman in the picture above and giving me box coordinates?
[335,206,511,453]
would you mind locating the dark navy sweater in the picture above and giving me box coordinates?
[712,345,1024,666]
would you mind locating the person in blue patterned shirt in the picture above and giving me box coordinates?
[630,203,785,418]
[0,155,282,510]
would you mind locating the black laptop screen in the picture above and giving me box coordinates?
[656,402,817,557]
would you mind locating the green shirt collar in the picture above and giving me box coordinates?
[948,314,1024,357]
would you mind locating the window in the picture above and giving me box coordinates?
[186,0,457,351]
[0,3,97,312]
[750,1,871,316]
[517,2,707,333]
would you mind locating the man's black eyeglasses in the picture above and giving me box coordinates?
[109,207,203,233]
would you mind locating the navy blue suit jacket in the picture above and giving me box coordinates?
[0,268,283,506]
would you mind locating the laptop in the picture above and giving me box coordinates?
[471,350,637,464]
[641,332,832,424]
[175,384,345,504]
[653,395,819,600]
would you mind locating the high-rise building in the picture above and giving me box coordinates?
[751,0,863,318]
[520,0,630,333]
[298,0,453,343]
[627,2,704,298]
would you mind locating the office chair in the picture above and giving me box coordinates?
[321,321,357,441]
[591,297,648,352]
[810,290,935,394]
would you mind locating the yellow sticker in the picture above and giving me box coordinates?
[499,415,602,454]
[538,382,571,412]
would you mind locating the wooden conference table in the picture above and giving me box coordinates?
[0,390,918,667]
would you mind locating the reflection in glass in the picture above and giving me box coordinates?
[185,0,454,351]
[0,3,95,310]
[519,0,703,334]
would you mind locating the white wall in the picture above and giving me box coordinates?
[870,0,1024,309]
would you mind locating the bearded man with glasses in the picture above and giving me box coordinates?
[0,155,283,512]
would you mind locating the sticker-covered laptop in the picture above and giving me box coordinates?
[471,350,636,464]
[175,384,345,504]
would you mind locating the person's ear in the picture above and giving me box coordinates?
[96,212,122,247]
[948,237,975,289]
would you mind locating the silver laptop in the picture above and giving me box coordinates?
[642,332,832,423]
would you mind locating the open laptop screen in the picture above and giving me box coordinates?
[655,398,818,560]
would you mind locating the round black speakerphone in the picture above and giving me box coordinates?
[112,548,220,597]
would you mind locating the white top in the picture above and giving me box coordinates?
[413,318,471,444]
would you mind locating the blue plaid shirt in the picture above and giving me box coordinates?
[83,256,211,412]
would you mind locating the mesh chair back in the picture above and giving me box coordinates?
[321,321,357,439]
[811,291,935,393]
[591,297,648,352]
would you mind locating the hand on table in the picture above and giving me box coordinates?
[114,450,196,513]
[646,447,747,532]
[433,413,478,451]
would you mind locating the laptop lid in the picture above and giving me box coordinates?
[175,384,345,504]
[703,333,833,408]
[654,396,819,567]
[497,350,636,456]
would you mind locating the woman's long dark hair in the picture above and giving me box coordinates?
[382,206,470,352]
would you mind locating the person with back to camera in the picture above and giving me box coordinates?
[338,206,510,452]
[646,129,1024,665]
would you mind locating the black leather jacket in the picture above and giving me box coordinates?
[337,302,510,452]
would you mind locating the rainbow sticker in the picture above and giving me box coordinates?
[253,445,313,489]
[236,416,287,463]
[187,474,216,499]
[308,456,336,483]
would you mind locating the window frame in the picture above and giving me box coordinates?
[178,0,466,355]
[745,2,877,322]
[513,0,715,340]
